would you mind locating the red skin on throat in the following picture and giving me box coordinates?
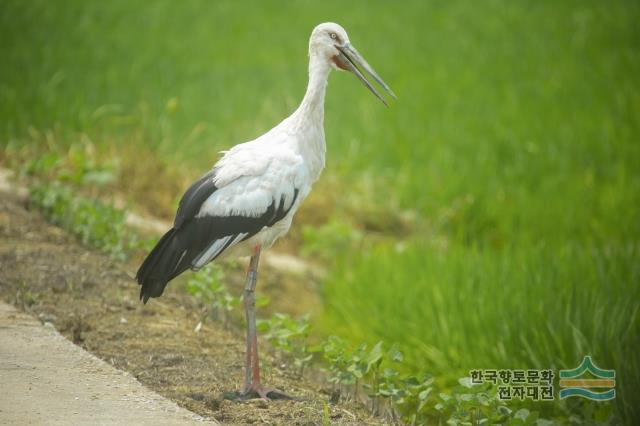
[331,55,349,71]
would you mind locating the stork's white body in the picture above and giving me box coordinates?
[196,52,331,261]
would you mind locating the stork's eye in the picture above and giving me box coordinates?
[330,32,337,40]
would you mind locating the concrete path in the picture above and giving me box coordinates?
[0,301,217,425]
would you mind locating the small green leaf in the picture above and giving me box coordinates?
[514,408,530,421]
[366,341,384,368]
[388,343,404,362]
[458,377,473,388]
[418,388,431,401]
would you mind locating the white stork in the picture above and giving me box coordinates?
[136,22,395,399]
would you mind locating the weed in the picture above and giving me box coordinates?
[12,138,120,191]
[185,265,240,329]
[257,313,312,378]
[322,402,331,426]
[301,217,362,261]
[29,182,135,259]
[15,281,39,309]
[322,335,355,391]
[319,335,554,425]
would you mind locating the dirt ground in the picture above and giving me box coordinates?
[0,192,383,425]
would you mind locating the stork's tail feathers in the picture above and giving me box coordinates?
[136,228,189,304]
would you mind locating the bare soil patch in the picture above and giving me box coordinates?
[0,193,381,425]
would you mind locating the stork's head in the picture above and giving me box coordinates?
[309,22,396,106]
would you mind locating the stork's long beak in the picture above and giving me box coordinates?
[336,43,396,106]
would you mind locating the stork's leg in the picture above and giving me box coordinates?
[241,245,294,400]
[242,245,278,397]
[242,246,260,391]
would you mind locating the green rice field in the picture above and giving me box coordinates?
[2,0,638,422]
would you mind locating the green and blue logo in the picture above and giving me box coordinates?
[559,356,615,401]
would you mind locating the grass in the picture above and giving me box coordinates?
[1,0,639,423]
[320,241,638,421]
[29,181,148,259]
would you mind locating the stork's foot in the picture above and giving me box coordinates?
[240,384,296,401]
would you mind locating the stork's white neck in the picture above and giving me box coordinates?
[292,53,331,125]
[280,53,331,182]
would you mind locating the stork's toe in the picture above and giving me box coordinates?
[240,384,297,401]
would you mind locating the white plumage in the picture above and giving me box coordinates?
[137,22,394,399]
[198,125,317,255]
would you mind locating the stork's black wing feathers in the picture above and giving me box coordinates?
[136,176,299,303]
[174,168,218,229]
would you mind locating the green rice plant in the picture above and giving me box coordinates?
[320,242,638,422]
